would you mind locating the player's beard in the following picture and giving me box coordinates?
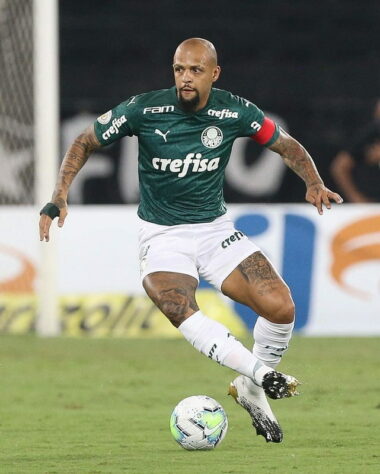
[177,88,200,113]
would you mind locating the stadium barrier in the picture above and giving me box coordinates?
[1,204,379,336]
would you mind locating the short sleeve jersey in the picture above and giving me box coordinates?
[94,87,279,225]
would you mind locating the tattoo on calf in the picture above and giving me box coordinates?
[143,273,199,326]
[156,286,198,326]
[238,252,281,296]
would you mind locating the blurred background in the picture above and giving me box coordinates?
[58,0,380,205]
[0,0,379,337]
[2,0,380,206]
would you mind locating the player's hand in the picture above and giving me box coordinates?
[305,183,343,215]
[39,200,68,242]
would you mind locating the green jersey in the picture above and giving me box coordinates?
[94,87,279,225]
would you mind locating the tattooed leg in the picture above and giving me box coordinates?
[221,251,294,324]
[143,271,199,327]
[222,252,296,386]
[237,252,283,296]
[143,271,283,389]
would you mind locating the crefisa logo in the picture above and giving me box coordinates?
[207,108,239,119]
[102,115,127,140]
[152,153,220,178]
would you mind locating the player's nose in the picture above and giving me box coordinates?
[182,69,192,82]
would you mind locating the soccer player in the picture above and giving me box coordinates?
[39,38,343,443]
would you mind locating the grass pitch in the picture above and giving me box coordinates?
[0,335,379,474]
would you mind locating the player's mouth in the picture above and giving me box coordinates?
[177,87,200,111]
[181,87,195,93]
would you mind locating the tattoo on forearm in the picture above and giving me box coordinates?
[269,129,323,187]
[238,252,281,296]
[52,127,100,202]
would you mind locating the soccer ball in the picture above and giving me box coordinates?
[170,395,228,450]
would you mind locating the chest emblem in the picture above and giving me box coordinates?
[201,126,223,149]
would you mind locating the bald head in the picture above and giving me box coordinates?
[173,38,221,112]
[174,38,218,67]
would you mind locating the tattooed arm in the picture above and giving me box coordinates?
[39,125,101,241]
[269,128,343,214]
[52,125,100,205]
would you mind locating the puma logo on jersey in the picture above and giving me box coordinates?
[152,153,220,178]
[155,129,170,142]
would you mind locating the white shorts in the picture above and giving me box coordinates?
[138,214,260,291]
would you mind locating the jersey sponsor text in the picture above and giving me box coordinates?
[207,108,239,119]
[143,105,175,114]
[221,231,245,249]
[152,153,220,178]
[102,115,127,140]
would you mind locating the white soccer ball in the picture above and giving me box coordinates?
[170,395,228,450]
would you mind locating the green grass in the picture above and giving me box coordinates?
[0,335,379,474]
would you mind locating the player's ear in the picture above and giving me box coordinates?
[212,66,221,83]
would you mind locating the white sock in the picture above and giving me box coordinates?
[252,316,294,369]
[178,311,271,384]
[242,317,294,393]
